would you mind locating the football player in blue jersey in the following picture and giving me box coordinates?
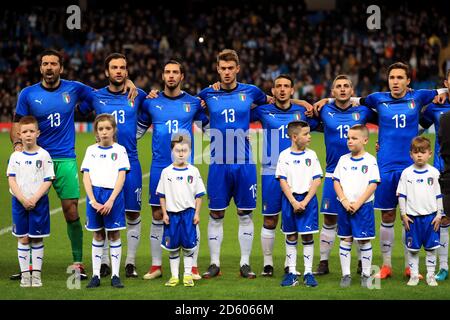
[10,49,137,280]
[314,75,377,276]
[250,74,319,277]
[420,69,450,281]
[315,62,448,279]
[78,53,147,278]
[198,49,269,279]
[137,60,209,281]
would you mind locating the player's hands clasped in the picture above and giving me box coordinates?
[99,198,115,215]
[348,200,363,214]
[292,200,307,213]
[21,197,36,210]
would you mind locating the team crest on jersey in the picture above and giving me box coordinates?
[361,165,368,174]
[407,237,413,248]
[323,199,330,210]
[187,175,193,184]
[165,236,171,247]
[427,177,434,185]
[294,113,301,121]
[62,92,70,104]
[111,153,118,161]
[128,99,134,108]
[305,158,311,166]
[184,103,191,112]
[352,112,360,121]
[35,160,42,168]
[239,93,246,101]
[408,100,416,109]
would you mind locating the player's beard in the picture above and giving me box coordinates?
[43,72,60,86]
[110,77,126,87]
[165,80,181,91]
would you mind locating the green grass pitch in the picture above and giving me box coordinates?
[1,131,449,300]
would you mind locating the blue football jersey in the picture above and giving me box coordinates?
[319,103,377,173]
[78,87,147,162]
[198,83,267,164]
[420,100,450,172]
[15,79,92,158]
[363,89,437,172]
[251,103,319,174]
[137,92,209,167]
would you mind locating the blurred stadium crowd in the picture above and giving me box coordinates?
[0,1,449,121]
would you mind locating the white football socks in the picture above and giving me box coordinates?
[31,241,44,273]
[92,239,104,277]
[110,239,122,278]
[380,222,394,267]
[359,242,372,277]
[169,251,180,279]
[17,242,30,273]
[439,224,449,270]
[339,240,352,276]
[150,220,164,266]
[285,238,297,274]
[126,216,141,266]
[238,214,254,266]
[208,216,223,266]
[319,223,336,261]
[261,226,275,267]
[303,240,314,275]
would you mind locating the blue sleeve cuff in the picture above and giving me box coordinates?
[81,168,89,172]
[369,180,380,184]
[398,193,407,198]
[119,167,130,171]
[276,175,287,180]
[156,192,165,198]
[44,176,55,181]
[7,173,16,177]
[312,174,323,180]
[195,192,206,198]
[437,194,443,199]
[333,177,340,182]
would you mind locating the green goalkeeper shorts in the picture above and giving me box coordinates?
[52,158,80,200]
